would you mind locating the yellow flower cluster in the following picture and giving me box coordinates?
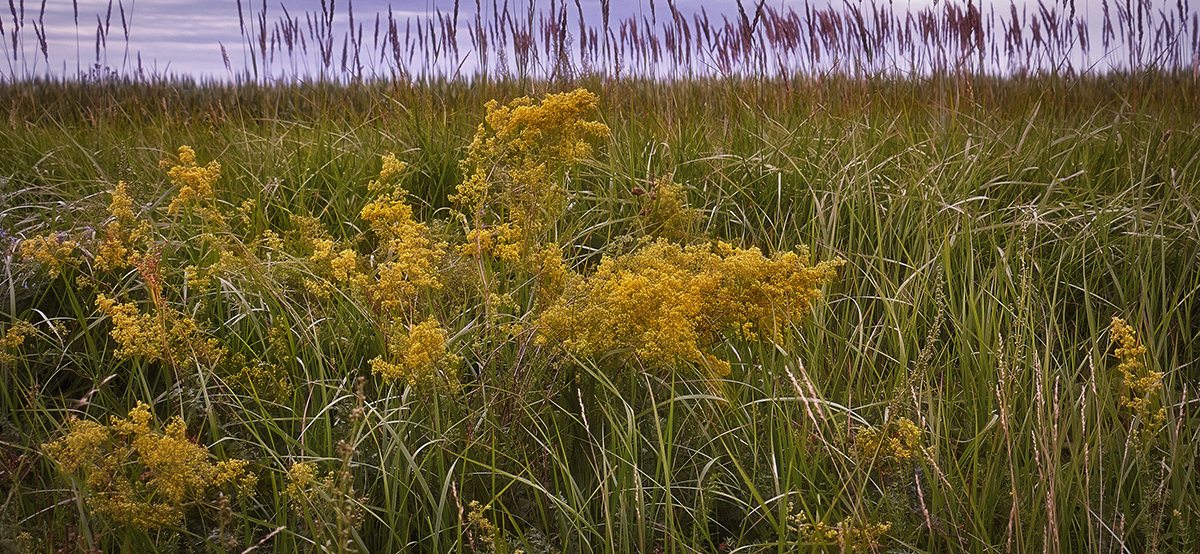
[283,462,319,512]
[537,238,842,377]
[451,88,610,262]
[360,154,445,313]
[787,507,892,550]
[529,243,571,307]
[0,321,36,365]
[95,181,150,272]
[636,177,699,243]
[94,294,223,368]
[222,356,294,403]
[462,223,525,263]
[1110,317,1167,444]
[377,152,407,183]
[369,318,460,388]
[852,416,924,467]
[20,233,81,278]
[283,461,366,532]
[305,237,363,298]
[466,500,501,550]
[42,403,256,529]
[163,146,221,215]
[218,326,295,401]
[94,294,161,359]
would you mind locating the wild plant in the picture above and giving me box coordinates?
[42,403,256,531]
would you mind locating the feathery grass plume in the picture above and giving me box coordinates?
[451,88,609,263]
[537,238,842,378]
[42,402,256,530]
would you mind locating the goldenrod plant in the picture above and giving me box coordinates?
[538,238,843,379]
[452,89,610,264]
[42,403,255,530]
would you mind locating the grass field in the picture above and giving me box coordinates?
[1,74,1198,552]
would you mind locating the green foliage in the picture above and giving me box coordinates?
[0,76,1197,553]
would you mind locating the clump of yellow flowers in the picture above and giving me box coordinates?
[360,154,446,313]
[163,145,222,215]
[42,403,256,529]
[452,88,610,263]
[635,177,699,243]
[852,416,924,468]
[283,460,367,545]
[370,317,460,388]
[94,294,223,369]
[787,505,892,550]
[19,232,80,278]
[537,238,843,377]
[0,321,36,365]
[94,181,150,273]
[283,462,320,512]
[1110,316,1166,445]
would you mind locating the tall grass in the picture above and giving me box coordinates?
[0,76,1197,552]
[1,0,1198,83]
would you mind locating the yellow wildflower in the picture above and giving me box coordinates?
[360,155,445,313]
[452,88,610,263]
[370,317,460,389]
[305,237,364,299]
[284,462,317,509]
[460,223,524,263]
[537,238,842,378]
[94,181,150,272]
[163,145,221,215]
[283,460,366,538]
[466,500,501,549]
[377,153,406,183]
[1110,317,1166,444]
[94,294,163,359]
[636,177,699,243]
[853,417,924,467]
[20,233,81,277]
[94,294,224,368]
[43,403,255,529]
[787,507,892,550]
[221,355,294,403]
[0,321,36,365]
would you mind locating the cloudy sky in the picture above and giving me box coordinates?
[0,0,1162,80]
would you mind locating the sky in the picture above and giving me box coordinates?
[0,0,1187,80]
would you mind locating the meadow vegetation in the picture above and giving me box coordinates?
[0,72,1198,553]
